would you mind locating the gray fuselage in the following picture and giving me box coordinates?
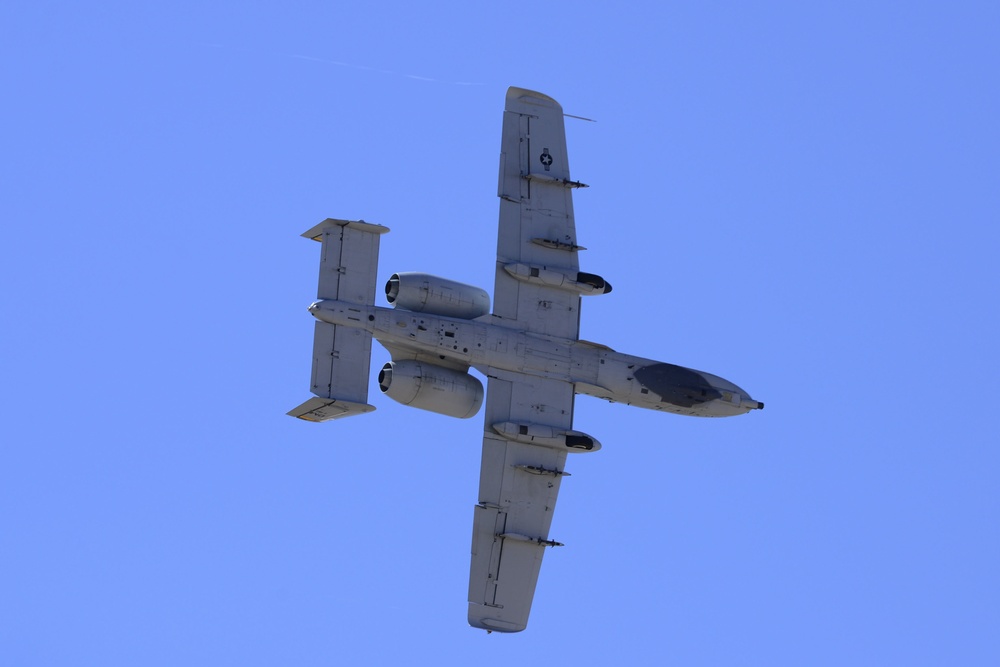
[309,299,762,418]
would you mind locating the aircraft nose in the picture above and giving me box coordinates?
[701,371,763,413]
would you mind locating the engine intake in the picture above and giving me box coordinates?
[378,360,484,419]
[385,272,490,319]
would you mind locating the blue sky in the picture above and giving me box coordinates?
[3,2,998,664]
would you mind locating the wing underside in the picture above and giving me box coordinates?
[493,87,584,340]
[468,87,588,632]
[468,370,574,633]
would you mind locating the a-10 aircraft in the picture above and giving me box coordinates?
[289,87,763,633]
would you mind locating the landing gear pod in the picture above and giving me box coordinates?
[502,263,612,295]
[491,421,602,452]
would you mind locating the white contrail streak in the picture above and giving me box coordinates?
[287,52,483,86]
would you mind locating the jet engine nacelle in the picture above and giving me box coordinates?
[385,272,490,319]
[378,360,484,419]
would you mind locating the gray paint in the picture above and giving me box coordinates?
[291,87,763,635]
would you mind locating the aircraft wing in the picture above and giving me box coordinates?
[492,87,587,340]
[467,370,574,633]
[467,87,598,632]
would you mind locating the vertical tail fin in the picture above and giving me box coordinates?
[288,219,390,422]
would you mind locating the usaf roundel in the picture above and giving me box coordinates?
[539,148,553,171]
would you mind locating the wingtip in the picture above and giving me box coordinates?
[469,617,526,633]
[506,86,561,111]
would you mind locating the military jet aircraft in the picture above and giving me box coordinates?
[289,87,763,633]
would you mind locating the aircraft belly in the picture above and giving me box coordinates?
[368,310,569,382]
[592,351,639,402]
[519,340,573,379]
[323,305,746,417]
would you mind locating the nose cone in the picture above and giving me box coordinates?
[701,372,764,414]
[712,390,763,417]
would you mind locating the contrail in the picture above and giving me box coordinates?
[286,52,483,86]
[207,44,483,86]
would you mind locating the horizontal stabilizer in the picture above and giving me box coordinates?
[290,218,388,423]
[287,396,375,422]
